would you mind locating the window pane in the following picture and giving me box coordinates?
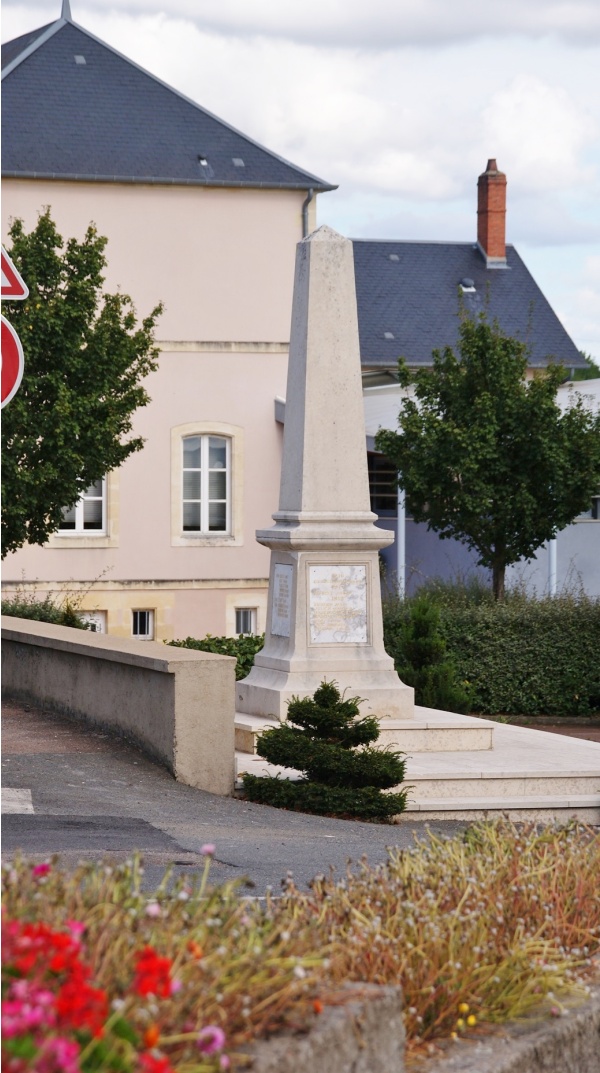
[183,436,201,468]
[236,608,255,634]
[83,498,103,529]
[84,480,103,498]
[183,502,201,530]
[208,471,226,500]
[209,502,227,530]
[60,505,77,529]
[209,437,227,469]
[183,471,201,500]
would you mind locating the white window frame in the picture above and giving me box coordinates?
[182,434,231,535]
[170,422,244,547]
[132,609,154,640]
[58,479,107,535]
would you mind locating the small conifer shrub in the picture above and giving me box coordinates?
[395,596,471,712]
[242,681,408,821]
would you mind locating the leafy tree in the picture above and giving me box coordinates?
[376,312,600,600]
[573,352,600,381]
[242,680,408,820]
[1,210,162,557]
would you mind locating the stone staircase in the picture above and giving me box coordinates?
[235,710,600,823]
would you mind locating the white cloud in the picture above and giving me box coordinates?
[482,75,596,191]
[76,0,600,48]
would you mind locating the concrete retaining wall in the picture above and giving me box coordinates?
[1,616,236,795]
[247,984,405,1073]
[421,985,600,1073]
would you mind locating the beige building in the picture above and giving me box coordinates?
[1,5,335,641]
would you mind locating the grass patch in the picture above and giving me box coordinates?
[3,821,599,1069]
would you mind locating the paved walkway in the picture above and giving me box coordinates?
[2,700,468,893]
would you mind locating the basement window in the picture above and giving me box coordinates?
[132,610,154,640]
[235,607,257,635]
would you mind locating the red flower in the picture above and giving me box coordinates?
[138,1055,175,1073]
[56,978,108,1036]
[132,947,173,999]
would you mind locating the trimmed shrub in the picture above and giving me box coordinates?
[383,589,600,717]
[242,680,408,820]
[393,595,471,712]
[167,632,264,680]
[1,594,89,630]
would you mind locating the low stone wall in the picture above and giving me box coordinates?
[420,984,600,1073]
[1,616,236,796]
[248,984,405,1073]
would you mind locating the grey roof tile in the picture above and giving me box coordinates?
[353,240,585,369]
[2,18,335,191]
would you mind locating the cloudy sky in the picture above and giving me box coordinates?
[4,0,600,360]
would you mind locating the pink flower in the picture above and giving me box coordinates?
[200,844,216,857]
[32,863,51,877]
[36,1037,80,1073]
[145,902,161,918]
[197,1025,226,1055]
[65,920,86,940]
[219,1057,231,1071]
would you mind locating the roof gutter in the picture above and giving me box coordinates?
[302,187,315,238]
[1,172,337,193]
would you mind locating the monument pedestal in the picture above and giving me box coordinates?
[237,531,414,721]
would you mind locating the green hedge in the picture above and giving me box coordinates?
[383,593,600,717]
[166,633,264,680]
[1,595,89,630]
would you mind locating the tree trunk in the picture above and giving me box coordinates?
[492,562,506,601]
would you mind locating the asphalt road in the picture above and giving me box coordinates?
[1,700,469,893]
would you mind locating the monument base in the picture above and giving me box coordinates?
[237,664,414,722]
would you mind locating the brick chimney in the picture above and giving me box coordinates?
[477,159,507,267]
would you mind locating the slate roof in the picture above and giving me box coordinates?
[1,15,335,191]
[353,240,586,369]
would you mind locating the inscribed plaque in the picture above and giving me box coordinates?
[309,564,368,644]
[271,564,293,637]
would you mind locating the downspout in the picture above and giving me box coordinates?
[302,188,315,238]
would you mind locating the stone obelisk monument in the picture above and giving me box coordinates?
[237,225,414,721]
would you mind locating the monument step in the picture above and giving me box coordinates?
[402,796,600,823]
[405,771,598,800]
[234,707,496,755]
[234,721,600,824]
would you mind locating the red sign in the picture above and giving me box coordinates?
[1,315,25,408]
[1,248,29,300]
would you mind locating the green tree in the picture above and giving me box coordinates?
[573,352,600,381]
[376,313,600,600]
[1,210,162,557]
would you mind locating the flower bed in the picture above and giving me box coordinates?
[3,822,599,1070]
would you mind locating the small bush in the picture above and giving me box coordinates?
[167,633,264,680]
[242,681,408,820]
[1,594,89,630]
[393,595,471,712]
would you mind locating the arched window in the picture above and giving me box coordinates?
[170,422,244,546]
[182,434,230,533]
